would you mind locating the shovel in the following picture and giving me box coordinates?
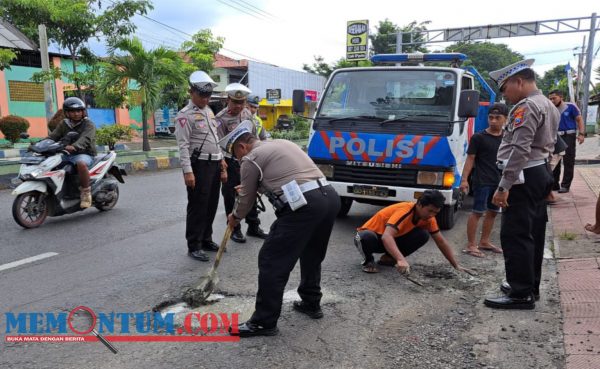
[183,226,233,307]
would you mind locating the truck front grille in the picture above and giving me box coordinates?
[332,165,418,187]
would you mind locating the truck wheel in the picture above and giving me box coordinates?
[436,204,456,230]
[12,191,48,228]
[338,197,353,217]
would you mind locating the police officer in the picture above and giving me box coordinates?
[246,95,267,141]
[219,121,340,337]
[216,83,268,243]
[175,71,227,261]
[484,59,559,309]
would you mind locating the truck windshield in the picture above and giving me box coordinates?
[318,70,456,121]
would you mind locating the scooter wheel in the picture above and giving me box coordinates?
[12,191,48,229]
[95,186,119,211]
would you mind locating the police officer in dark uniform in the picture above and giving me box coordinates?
[216,83,268,243]
[484,59,559,309]
[175,71,227,261]
[219,121,340,337]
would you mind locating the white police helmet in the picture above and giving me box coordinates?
[225,83,251,101]
[189,71,217,94]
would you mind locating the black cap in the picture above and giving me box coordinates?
[488,103,508,116]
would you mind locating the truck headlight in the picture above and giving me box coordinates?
[417,171,455,188]
[317,164,334,178]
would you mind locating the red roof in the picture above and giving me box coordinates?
[214,53,248,69]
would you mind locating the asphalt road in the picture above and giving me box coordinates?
[0,169,565,368]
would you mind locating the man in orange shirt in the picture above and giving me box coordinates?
[355,190,470,274]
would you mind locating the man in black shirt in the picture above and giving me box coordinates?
[459,103,507,257]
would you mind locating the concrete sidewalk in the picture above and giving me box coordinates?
[550,164,600,368]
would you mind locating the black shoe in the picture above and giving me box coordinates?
[247,225,268,239]
[231,228,246,243]
[292,301,323,319]
[187,250,209,262]
[229,321,279,337]
[500,281,540,301]
[201,241,219,252]
[558,187,569,194]
[484,294,535,310]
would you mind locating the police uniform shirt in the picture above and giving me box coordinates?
[233,139,324,219]
[216,107,256,139]
[497,90,559,190]
[175,100,221,173]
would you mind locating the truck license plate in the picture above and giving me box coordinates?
[352,185,389,197]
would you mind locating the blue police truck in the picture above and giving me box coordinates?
[293,53,495,229]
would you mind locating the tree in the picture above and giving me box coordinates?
[445,41,523,99]
[181,30,224,72]
[0,49,17,70]
[302,55,334,77]
[99,38,187,151]
[538,64,568,97]
[0,0,152,96]
[369,19,430,55]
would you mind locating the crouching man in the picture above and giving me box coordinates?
[354,190,472,275]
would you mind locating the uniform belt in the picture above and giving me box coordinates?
[280,178,329,204]
[195,152,223,161]
[558,130,576,135]
[497,159,546,170]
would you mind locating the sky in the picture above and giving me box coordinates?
[81,0,600,79]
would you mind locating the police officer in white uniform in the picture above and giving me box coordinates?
[484,59,559,309]
[175,71,227,261]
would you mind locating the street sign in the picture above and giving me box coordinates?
[346,20,369,61]
[305,90,318,102]
[266,89,281,100]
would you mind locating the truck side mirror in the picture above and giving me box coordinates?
[458,90,479,118]
[293,90,305,113]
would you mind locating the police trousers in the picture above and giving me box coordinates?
[249,185,340,328]
[356,228,430,264]
[186,160,221,252]
[553,133,576,190]
[221,157,260,229]
[501,164,553,298]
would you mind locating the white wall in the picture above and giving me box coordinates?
[248,61,326,99]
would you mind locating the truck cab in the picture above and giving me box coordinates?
[295,53,488,229]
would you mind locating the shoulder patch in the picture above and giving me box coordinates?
[513,107,527,128]
[177,117,188,128]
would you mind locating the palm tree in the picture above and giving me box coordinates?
[100,38,187,151]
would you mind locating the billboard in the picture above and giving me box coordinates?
[346,20,369,61]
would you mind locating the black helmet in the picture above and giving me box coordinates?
[63,97,86,111]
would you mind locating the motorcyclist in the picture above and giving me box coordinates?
[47,97,97,208]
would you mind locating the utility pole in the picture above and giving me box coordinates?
[575,36,586,106]
[581,12,597,132]
[38,24,54,126]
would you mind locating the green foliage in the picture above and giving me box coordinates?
[370,19,430,55]
[0,49,18,71]
[99,37,188,151]
[1,0,152,95]
[270,116,310,141]
[538,64,569,96]
[302,56,372,78]
[48,109,65,132]
[96,124,133,150]
[0,115,30,144]
[181,29,224,72]
[445,42,524,100]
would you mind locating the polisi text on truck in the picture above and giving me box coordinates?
[328,136,426,160]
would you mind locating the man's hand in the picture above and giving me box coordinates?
[220,170,227,184]
[578,134,585,145]
[395,260,410,275]
[459,179,469,194]
[234,185,244,194]
[227,213,240,228]
[456,265,478,276]
[492,190,509,208]
[184,172,195,188]
[65,145,76,153]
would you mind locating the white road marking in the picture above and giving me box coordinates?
[0,252,59,272]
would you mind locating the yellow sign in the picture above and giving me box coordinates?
[346,20,369,61]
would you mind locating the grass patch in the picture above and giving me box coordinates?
[559,230,577,241]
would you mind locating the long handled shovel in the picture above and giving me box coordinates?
[183,226,233,307]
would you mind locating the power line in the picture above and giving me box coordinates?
[215,0,269,22]
[225,0,277,21]
[235,0,279,20]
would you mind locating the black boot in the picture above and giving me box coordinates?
[293,301,323,319]
[231,227,246,243]
[229,321,278,337]
[247,224,268,239]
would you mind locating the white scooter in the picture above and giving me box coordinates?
[11,132,126,228]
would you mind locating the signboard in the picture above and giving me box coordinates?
[346,20,369,61]
[305,90,318,102]
[266,89,281,100]
[586,105,598,126]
